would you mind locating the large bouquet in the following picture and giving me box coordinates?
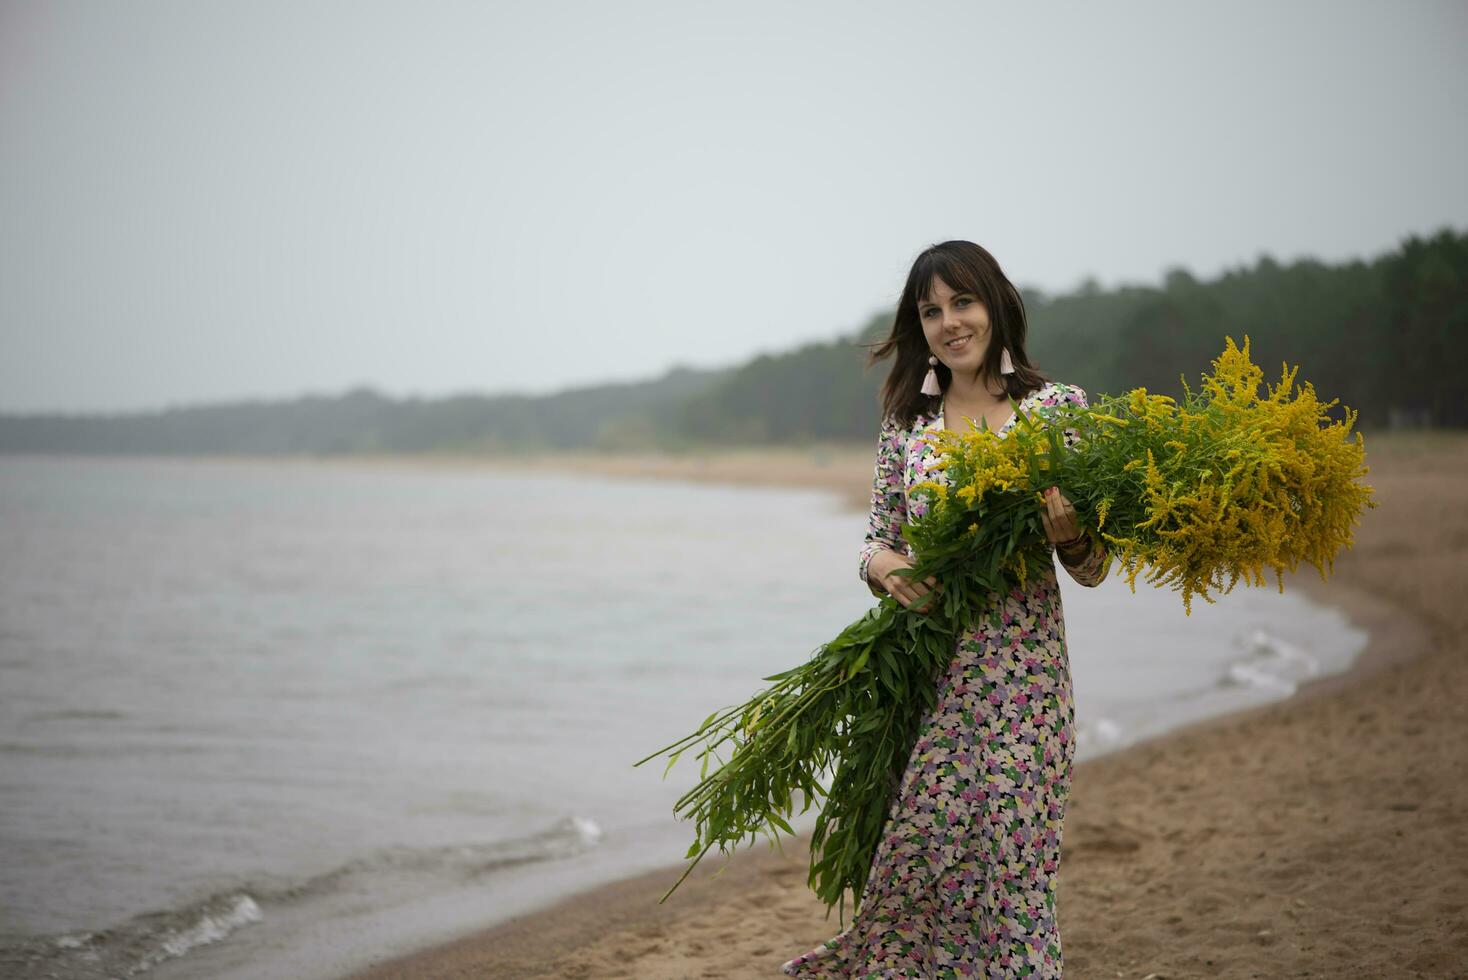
[633,337,1375,921]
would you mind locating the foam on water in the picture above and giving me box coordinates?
[1223,627,1320,694]
[1076,715,1127,755]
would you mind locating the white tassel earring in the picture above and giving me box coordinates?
[920,354,942,395]
[999,347,1016,375]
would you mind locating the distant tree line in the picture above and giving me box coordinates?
[0,367,732,455]
[1,227,1462,456]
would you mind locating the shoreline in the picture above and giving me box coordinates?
[339,431,1468,979]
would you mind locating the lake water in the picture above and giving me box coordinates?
[0,455,1367,980]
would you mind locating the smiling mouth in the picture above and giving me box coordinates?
[945,335,972,350]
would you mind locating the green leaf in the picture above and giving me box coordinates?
[877,652,898,696]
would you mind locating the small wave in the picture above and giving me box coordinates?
[297,813,604,887]
[133,893,263,973]
[1221,627,1319,694]
[0,891,262,980]
[1075,716,1126,756]
[0,815,602,980]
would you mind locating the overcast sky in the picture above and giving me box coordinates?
[2,0,1465,414]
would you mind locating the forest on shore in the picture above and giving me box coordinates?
[3,227,1463,455]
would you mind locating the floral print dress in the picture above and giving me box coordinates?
[781,382,1111,980]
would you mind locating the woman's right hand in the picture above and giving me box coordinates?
[868,549,941,614]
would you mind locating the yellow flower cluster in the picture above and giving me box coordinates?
[917,424,1032,515]
[1098,336,1377,613]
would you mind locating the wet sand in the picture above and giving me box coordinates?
[343,431,1468,979]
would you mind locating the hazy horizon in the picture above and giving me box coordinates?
[3,0,1465,414]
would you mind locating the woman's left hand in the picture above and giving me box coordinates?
[1040,485,1084,546]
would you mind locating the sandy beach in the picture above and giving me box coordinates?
[343,432,1468,980]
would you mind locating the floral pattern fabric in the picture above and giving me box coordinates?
[781,382,1110,979]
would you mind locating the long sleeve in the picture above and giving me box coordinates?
[858,413,910,598]
[1058,535,1110,587]
[1053,384,1111,588]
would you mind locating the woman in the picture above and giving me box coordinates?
[781,241,1110,979]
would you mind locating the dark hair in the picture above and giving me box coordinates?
[863,240,1048,429]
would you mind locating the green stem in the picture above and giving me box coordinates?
[657,838,716,904]
[631,679,798,768]
[672,669,851,819]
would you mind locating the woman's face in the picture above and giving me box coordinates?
[918,275,992,379]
